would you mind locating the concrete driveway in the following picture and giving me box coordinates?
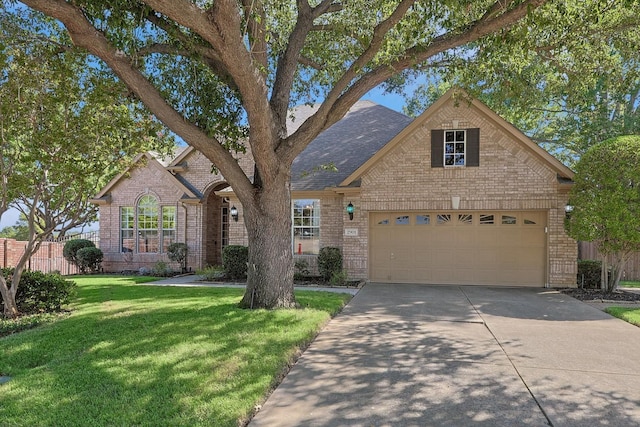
[250,283,640,427]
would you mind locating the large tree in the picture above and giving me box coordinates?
[13,0,556,309]
[566,135,640,292]
[0,10,171,318]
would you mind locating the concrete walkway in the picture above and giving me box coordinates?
[143,275,359,294]
[249,283,640,427]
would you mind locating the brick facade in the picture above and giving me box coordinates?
[94,92,577,287]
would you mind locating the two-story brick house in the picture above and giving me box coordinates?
[92,89,577,287]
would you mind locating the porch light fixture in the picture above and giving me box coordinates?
[346,202,355,221]
[230,205,239,222]
[565,204,574,219]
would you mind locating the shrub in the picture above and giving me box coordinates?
[318,247,342,282]
[76,247,103,273]
[1,268,76,315]
[330,269,348,286]
[222,245,248,280]
[577,260,610,289]
[138,267,152,276]
[152,261,172,277]
[63,239,96,269]
[167,243,188,272]
[294,259,311,280]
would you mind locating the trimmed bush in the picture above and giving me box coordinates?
[318,247,342,282]
[152,261,171,277]
[222,245,248,280]
[294,259,311,280]
[63,239,96,269]
[1,268,76,315]
[76,247,103,273]
[167,243,188,272]
[577,260,604,288]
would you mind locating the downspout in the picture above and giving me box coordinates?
[181,202,188,270]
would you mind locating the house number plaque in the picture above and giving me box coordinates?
[344,228,358,237]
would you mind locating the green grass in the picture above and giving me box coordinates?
[0,275,351,426]
[620,280,640,288]
[605,306,640,327]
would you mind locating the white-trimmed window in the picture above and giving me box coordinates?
[162,206,177,252]
[120,196,178,253]
[138,195,159,253]
[431,128,479,168]
[444,130,466,166]
[292,199,320,255]
[120,207,135,252]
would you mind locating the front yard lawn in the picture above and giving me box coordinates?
[0,275,351,426]
[620,280,640,288]
[605,306,640,327]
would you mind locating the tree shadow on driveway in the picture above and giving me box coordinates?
[250,283,640,427]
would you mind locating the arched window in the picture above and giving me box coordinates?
[137,195,159,253]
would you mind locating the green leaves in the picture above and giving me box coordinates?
[0,8,174,237]
[567,135,640,290]
[567,135,640,254]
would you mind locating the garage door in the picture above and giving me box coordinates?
[370,211,546,286]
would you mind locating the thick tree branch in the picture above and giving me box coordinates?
[241,0,268,69]
[21,0,255,201]
[280,0,547,163]
[143,13,237,90]
[278,0,417,160]
[270,0,342,136]
[270,0,316,138]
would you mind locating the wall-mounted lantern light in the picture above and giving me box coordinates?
[230,205,239,222]
[565,204,574,220]
[346,202,355,221]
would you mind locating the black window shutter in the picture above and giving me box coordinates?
[466,128,480,167]
[431,129,444,168]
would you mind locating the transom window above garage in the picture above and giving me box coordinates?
[371,211,546,228]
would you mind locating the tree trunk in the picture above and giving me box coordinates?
[239,181,296,309]
[0,238,39,318]
[0,276,18,319]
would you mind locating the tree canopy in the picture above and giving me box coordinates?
[0,8,173,317]
[566,135,640,291]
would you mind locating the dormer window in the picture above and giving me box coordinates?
[431,128,480,168]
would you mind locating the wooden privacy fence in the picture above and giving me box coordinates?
[0,231,99,276]
[579,241,640,281]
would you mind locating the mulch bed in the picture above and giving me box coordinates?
[560,288,640,302]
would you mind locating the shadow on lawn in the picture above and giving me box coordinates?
[0,288,336,426]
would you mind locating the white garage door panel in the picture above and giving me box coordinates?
[370,211,546,286]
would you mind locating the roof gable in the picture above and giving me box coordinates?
[340,88,574,187]
[92,152,199,202]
